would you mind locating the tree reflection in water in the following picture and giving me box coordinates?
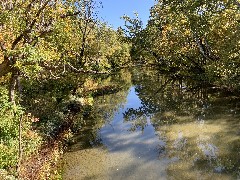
[64,67,239,179]
[124,67,240,179]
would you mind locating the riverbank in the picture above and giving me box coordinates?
[16,82,128,179]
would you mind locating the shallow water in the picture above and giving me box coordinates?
[62,69,240,180]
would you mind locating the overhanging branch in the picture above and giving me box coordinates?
[66,63,109,74]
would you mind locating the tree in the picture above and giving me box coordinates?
[133,0,239,82]
[0,0,133,103]
[0,0,79,102]
[120,13,145,63]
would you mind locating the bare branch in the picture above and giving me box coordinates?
[11,0,52,50]
[66,62,109,74]
[49,70,60,79]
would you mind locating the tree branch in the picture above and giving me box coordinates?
[66,62,109,74]
[60,11,82,18]
[11,0,51,50]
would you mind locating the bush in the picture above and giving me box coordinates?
[0,86,42,175]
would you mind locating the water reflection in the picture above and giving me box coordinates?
[63,68,240,180]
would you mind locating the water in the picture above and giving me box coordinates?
[62,68,240,180]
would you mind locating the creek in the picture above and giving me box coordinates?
[62,68,240,180]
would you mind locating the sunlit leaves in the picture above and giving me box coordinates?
[0,0,131,80]
[134,0,239,85]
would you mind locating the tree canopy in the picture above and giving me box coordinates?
[0,0,131,102]
[125,0,239,86]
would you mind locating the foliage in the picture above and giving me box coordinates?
[0,0,131,81]
[0,86,42,172]
[0,0,131,177]
[126,0,239,87]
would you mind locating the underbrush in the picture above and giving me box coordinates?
[0,86,42,178]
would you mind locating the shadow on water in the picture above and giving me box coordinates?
[63,67,240,180]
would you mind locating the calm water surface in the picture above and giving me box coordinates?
[63,69,240,180]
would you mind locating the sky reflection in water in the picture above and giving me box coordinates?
[63,69,240,180]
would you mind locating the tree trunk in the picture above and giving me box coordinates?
[9,69,19,104]
[0,57,11,77]
[17,115,23,176]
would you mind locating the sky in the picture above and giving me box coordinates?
[98,0,155,29]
